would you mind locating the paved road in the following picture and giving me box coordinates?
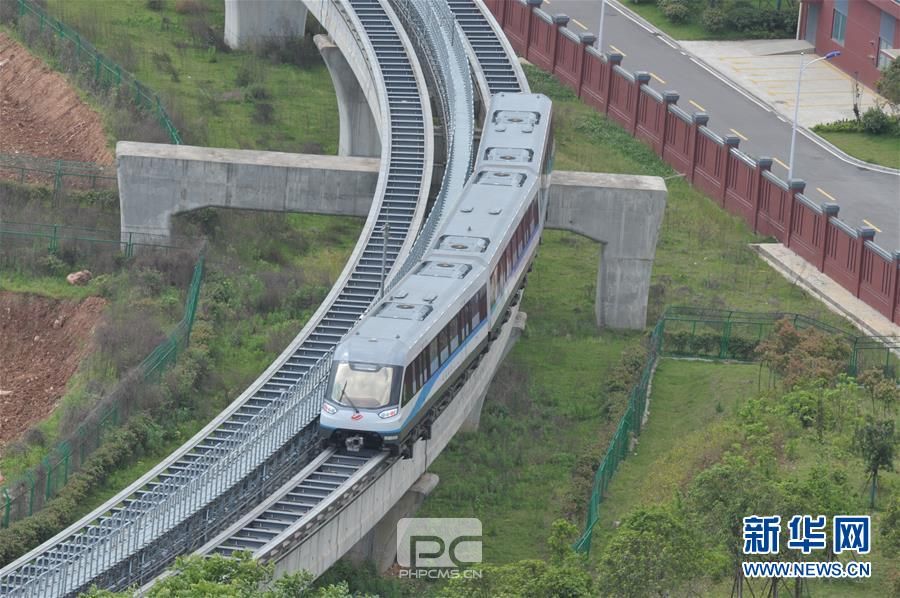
[546,0,900,250]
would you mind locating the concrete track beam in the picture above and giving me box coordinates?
[344,473,440,573]
[314,34,380,158]
[116,142,378,244]
[225,0,307,50]
[117,144,665,329]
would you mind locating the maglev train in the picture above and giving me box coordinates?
[319,93,554,457]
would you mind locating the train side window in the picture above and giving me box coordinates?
[480,288,488,319]
[440,329,451,363]
[429,339,439,373]
[448,317,459,352]
[404,367,414,402]
[471,297,480,328]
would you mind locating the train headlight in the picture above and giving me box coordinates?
[378,407,399,419]
[322,402,337,415]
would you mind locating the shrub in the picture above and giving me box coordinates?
[174,0,205,14]
[660,0,691,24]
[702,7,728,34]
[247,85,271,101]
[813,119,863,134]
[252,102,275,124]
[146,0,164,10]
[861,106,892,135]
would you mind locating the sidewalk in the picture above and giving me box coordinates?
[681,40,884,128]
[753,243,900,341]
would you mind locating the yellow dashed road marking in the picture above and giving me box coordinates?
[650,72,666,84]
[816,187,839,203]
[609,44,626,56]
[729,128,748,141]
[571,18,588,30]
[772,157,790,170]
[689,99,706,112]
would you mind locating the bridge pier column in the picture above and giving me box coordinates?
[224,0,307,50]
[345,472,440,573]
[314,35,381,158]
[461,311,527,432]
[545,172,667,330]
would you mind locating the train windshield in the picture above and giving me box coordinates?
[330,362,399,409]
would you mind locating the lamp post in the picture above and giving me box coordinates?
[788,50,840,180]
[596,0,607,55]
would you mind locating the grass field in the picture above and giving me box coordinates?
[593,360,898,596]
[42,0,339,152]
[817,130,900,170]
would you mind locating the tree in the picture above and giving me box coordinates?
[597,506,706,597]
[685,454,780,598]
[877,58,900,113]
[854,418,895,508]
[882,493,900,558]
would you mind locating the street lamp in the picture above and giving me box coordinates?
[597,0,607,55]
[788,50,840,180]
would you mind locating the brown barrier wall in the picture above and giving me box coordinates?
[486,0,900,325]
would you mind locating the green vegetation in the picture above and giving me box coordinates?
[815,130,900,170]
[592,331,897,596]
[0,199,362,565]
[14,0,339,151]
[82,551,357,597]
[625,0,797,41]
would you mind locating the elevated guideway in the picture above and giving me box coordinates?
[0,0,434,594]
[169,0,529,581]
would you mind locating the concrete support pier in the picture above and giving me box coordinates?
[546,172,666,330]
[225,0,307,50]
[116,142,378,244]
[315,34,380,158]
[345,473,440,573]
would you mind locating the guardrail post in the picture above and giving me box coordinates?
[659,91,678,159]
[53,159,63,198]
[2,488,10,528]
[855,228,876,297]
[604,53,622,114]
[49,224,59,253]
[752,157,772,233]
[550,14,568,69]
[784,179,805,248]
[632,72,650,135]
[688,113,708,185]
[720,136,740,204]
[818,203,839,271]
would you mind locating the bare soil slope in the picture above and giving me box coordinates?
[0,32,113,164]
[0,292,106,448]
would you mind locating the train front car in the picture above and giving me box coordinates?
[320,93,553,457]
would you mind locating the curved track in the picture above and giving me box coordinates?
[0,1,432,594]
[0,0,526,594]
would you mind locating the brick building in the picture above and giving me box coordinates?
[798,0,900,88]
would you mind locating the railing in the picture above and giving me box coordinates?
[0,154,116,193]
[0,221,178,261]
[13,0,182,144]
[574,306,899,553]
[1,255,204,530]
[387,0,474,285]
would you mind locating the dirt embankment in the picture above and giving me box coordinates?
[0,292,107,450]
[0,32,113,164]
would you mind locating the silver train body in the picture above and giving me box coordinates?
[319,93,554,455]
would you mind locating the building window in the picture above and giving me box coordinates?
[831,9,847,45]
[878,39,892,70]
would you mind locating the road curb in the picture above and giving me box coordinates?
[607,0,900,177]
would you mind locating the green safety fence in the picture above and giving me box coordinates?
[573,306,899,553]
[13,0,182,145]
[0,153,117,194]
[0,255,203,528]
[0,220,177,262]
